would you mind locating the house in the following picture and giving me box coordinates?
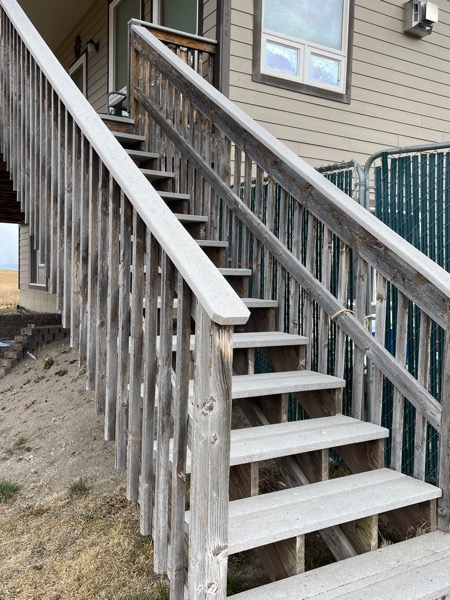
[2,0,450,598]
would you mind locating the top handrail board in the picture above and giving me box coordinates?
[130,19,217,54]
[0,0,249,326]
[132,25,450,329]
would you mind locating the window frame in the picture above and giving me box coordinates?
[253,0,355,104]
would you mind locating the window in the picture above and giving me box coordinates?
[153,0,199,35]
[109,0,142,92]
[254,0,354,102]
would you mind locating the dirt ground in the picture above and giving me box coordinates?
[0,339,167,600]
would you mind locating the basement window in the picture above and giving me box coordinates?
[254,0,354,103]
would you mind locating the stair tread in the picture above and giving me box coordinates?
[99,113,134,124]
[219,268,252,277]
[175,213,208,223]
[159,191,191,200]
[228,370,346,399]
[171,416,388,472]
[203,468,440,555]
[167,331,308,352]
[127,149,159,161]
[241,297,278,308]
[112,131,145,143]
[140,168,175,180]
[196,240,228,248]
[229,530,450,599]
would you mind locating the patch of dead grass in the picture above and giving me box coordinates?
[0,268,19,309]
[0,492,165,599]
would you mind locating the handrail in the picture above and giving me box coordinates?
[0,0,248,326]
[132,23,450,331]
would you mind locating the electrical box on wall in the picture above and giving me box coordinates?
[403,0,439,37]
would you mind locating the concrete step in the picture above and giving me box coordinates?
[229,530,450,599]
[192,468,440,555]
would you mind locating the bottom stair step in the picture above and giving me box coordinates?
[229,530,450,599]
[192,468,441,555]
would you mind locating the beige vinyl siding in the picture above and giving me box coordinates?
[203,0,217,39]
[229,0,450,167]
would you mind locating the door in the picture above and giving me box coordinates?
[109,0,142,92]
[154,0,198,34]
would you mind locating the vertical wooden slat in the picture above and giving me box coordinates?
[78,135,90,368]
[56,102,66,311]
[105,177,121,441]
[189,308,233,600]
[154,252,176,573]
[94,163,110,415]
[391,291,408,471]
[252,166,264,297]
[334,241,350,381]
[318,227,332,374]
[126,209,145,500]
[49,90,59,295]
[303,214,317,370]
[438,306,450,532]
[62,111,73,329]
[140,232,159,535]
[70,123,82,348]
[170,276,192,599]
[86,150,99,391]
[352,257,368,420]
[116,194,133,470]
[373,273,387,425]
[232,145,242,268]
[414,312,431,480]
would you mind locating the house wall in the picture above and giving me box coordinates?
[18,226,58,313]
[228,0,450,168]
[55,0,218,113]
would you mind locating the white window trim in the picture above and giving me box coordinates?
[108,0,142,93]
[260,0,350,95]
[68,53,87,96]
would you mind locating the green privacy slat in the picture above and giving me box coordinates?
[404,156,413,245]
[389,157,398,231]
[445,153,450,272]
[428,153,436,262]
[397,156,406,238]
[437,154,444,268]
[420,154,429,255]
[412,155,420,250]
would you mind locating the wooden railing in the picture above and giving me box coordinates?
[0,3,248,600]
[130,24,450,540]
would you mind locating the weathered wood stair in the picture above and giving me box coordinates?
[103,113,446,598]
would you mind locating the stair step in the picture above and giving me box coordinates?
[210,468,441,555]
[229,530,450,599]
[112,131,145,145]
[100,114,134,125]
[159,191,191,202]
[126,149,160,162]
[241,297,278,308]
[140,168,175,181]
[219,268,252,277]
[175,214,208,224]
[169,331,308,352]
[227,370,345,400]
[173,416,388,473]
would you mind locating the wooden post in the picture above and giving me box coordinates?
[188,307,233,600]
[438,305,450,532]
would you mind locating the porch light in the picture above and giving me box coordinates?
[86,39,99,53]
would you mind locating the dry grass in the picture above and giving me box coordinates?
[0,492,167,599]
[0,268,19,308]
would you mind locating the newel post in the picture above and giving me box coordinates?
[438,302,450,532]
[188,306,233,600]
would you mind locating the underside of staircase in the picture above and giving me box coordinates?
[2,6,450,598]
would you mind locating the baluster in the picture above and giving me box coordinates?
[414,312,431,480]
[352,257,368,420]
[240,155,253,270]
[154,252,176,573]
[62,111,74,329]
[86,149,99,391]
[94,163,110,415]
[303,213,317,370]
[49,90,58,294]
[78,135,90,369]
[44,79,52,281]
[391,291,408,471]
[334,241,350,382]
[277,187,288,332]
[438,309,450,532]
[116,194,132,470]
[289,198,303,334]
[70,123,82,348]
[373,273,387,425]
[317,227,332,374]
[232,146,242,267]
[104,177,121,441]
[140,232,159,535]
[127,209,145,500]
[253,166,264,297]
[170,276,192,599]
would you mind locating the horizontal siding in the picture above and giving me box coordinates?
[203,0,217,39]
[229,0,450,167]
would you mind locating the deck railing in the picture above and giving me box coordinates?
[130,23,450,546]
[0,3,249,600]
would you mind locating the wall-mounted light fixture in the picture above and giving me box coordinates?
[403,1,439,37]
[86,39,100,53]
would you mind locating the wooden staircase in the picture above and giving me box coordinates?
[102,114,448,598]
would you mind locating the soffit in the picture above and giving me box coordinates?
[18,0,97,52]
